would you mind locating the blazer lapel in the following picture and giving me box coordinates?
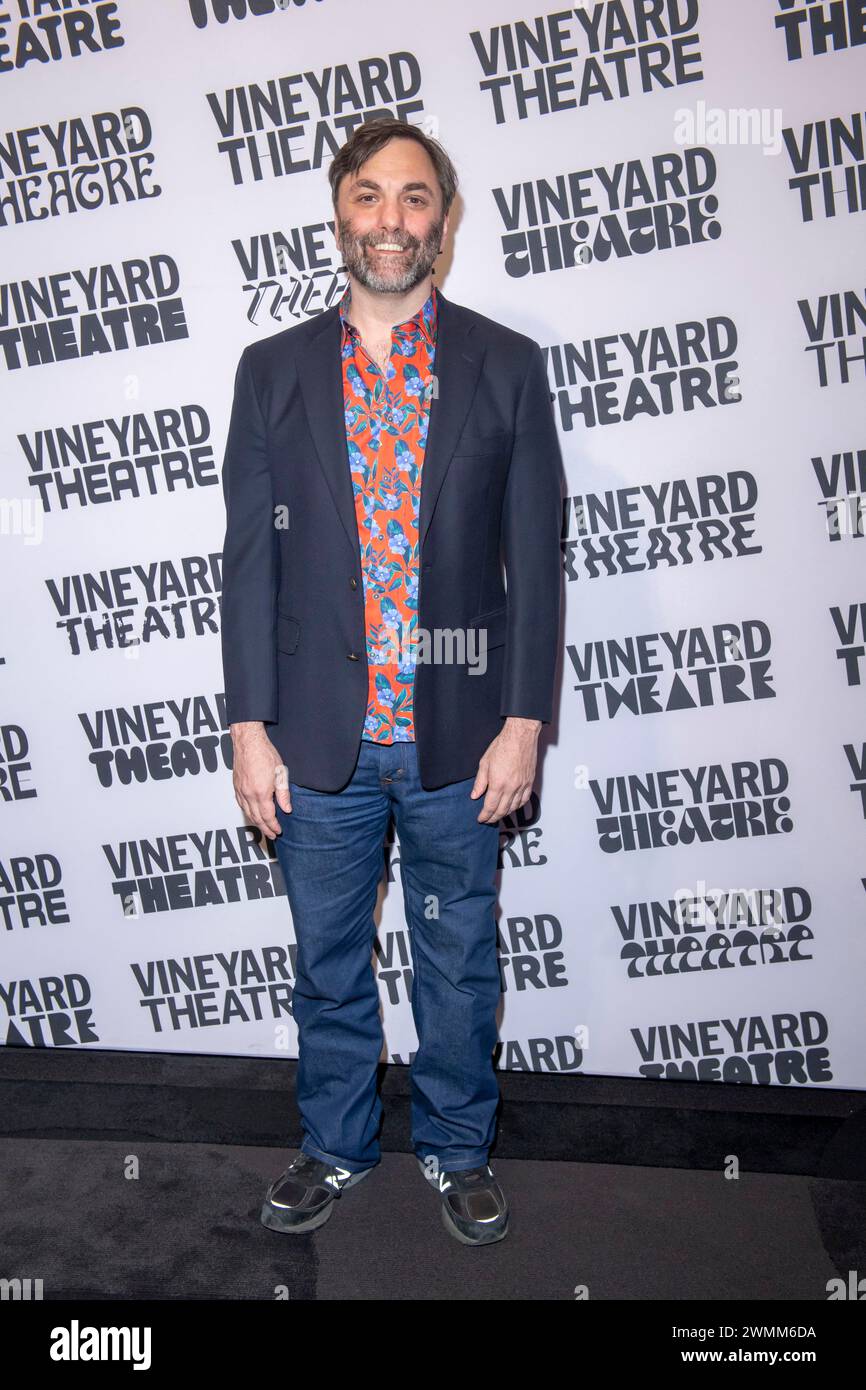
[419,288,484,549]
[297,305,358,556]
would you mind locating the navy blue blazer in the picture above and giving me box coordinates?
[219,286,563,790]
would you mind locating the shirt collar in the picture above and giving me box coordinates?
[339,282,438,351]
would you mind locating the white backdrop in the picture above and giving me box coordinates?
[2,0,865,1089]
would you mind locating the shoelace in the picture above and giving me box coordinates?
[283,1156,354,1194]
[437,1166,491,1194]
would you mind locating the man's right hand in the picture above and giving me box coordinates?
[229,722,292,840]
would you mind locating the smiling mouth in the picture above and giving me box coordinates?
[369,242,410,252]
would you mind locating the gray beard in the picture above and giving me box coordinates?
[337,218,443,294]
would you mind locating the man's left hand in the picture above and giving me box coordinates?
[470,716,542,823]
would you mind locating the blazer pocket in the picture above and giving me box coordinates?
[452,429,510,459]
[470,604,507,649]
[277,612,300,654]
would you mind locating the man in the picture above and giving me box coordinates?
[220,118,562,1246]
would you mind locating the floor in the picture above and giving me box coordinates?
[2,1138,860,1300]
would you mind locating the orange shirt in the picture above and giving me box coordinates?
[339,283,438,743]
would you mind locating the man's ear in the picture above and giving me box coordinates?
[440,211,449,253]
[331,187,344,247]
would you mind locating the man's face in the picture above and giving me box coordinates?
[334,137,449,295]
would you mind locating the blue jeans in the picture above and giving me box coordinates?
[273,738,502,1175]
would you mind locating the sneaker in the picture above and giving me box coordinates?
[417,1158,509,1245]
[260,1151,375,1234]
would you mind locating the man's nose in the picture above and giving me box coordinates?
[378,200,406,231]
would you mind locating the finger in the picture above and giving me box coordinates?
[273,764,292,814]
[253,799,282,840]
[469,765,488,799]
[477,787,509,823]
[504,785,530,818]
[492,783,529,822]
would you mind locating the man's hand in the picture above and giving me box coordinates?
[470,716,542,823]
[230,722,292,841]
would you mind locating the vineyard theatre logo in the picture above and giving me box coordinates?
[813,444,866,541]
[206,53,426,186]
[379,862,564,1008]
[561,469,761,583]
[545,313,741,430]
[232,223,346,325]
[589,757,793,854]
[130,944,297,1034]
[469,2,703,125]
[613,883,814,979]
[799,284,866,387]
[498,792,547,869]
[0,972,99,1047]
[45,551,222,655]
[493,1034,582,1072]
[392,1033,582,1070]
[0,850,69,932]
[831,601,866,684]
[493,147,720,276]
[104,822,286,917]
[20,404,216,512]
[0,107,160,229]
[773,0,866,61]
[498,914,568,994]
[80,692,230,787]
[0,723,37,801]
[375,918,568,1003]
[632,1010,832,1084]
[567,617,775,721]
[188,0,325,26]
[369,920,557,1011]
[844,743,866,819]
[0,254,188,372]
[0,2,125,74]
[784,109,866,222]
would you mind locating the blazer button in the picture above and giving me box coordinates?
[348,652,360,660]
[350,577,358,589]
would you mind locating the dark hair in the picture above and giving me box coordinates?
[328,118,458,215]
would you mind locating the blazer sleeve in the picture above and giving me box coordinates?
[499,340,563,724]
[220,346,279,726]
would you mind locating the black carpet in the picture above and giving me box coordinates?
[1,1049,863,1300]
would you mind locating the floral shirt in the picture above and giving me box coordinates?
[339,282,438,743]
